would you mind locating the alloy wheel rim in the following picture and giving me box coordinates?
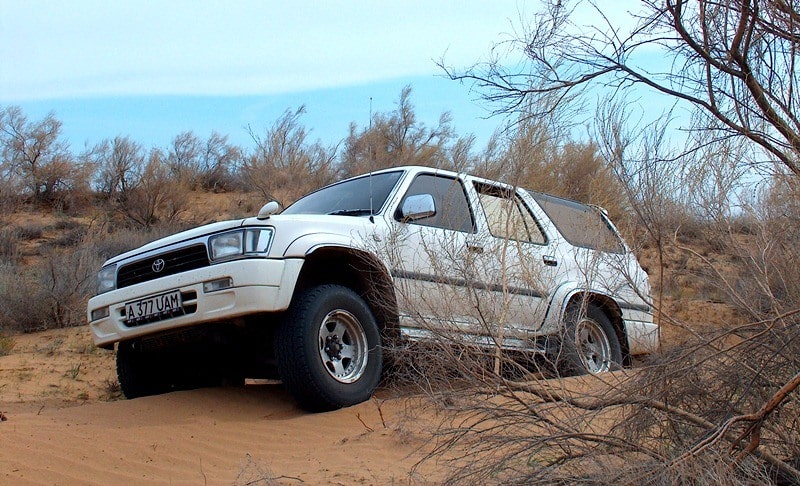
[575,318,612,373]
[317,309,369,383]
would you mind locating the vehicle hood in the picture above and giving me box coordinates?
[104,213,381,266]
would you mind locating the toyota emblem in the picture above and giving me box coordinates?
[151,258,166,273]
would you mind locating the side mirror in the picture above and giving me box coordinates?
[399,194,436,221]
[257,201,282,220]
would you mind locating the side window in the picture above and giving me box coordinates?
[530,190,624,253]
[397,174,475,233]
[475,184,547,245]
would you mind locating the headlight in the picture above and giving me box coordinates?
[97,264,117,294]
[208,228,274,262]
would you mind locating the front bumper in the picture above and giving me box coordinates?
[87,258,303,348]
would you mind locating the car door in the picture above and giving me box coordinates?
[386,172,483,338]
[467,182,561,345]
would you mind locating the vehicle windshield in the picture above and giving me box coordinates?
[282,171,404,216]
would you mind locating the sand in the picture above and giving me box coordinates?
[0,327,442,485]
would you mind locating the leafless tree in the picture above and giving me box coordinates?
[167,131,241,191]
[441,0,800,177]
[0,105,88,207]
[341,86,464,176]
[119,149,189,228]
[86,137,189,227]
[407,2,800,482]
[241,106,337,204]
[89,135,145,198]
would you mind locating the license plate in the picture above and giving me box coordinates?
[124,291,183,324]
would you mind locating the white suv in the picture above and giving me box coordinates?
[88,166,657,411]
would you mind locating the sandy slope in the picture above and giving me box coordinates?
[0,328,441,485]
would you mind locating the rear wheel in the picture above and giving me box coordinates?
[558,303,622,376]
[275,284,382,412]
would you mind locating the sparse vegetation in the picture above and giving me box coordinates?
[102,379,122,401]
[0,333,14,356]
[67,362,82,380]
[234,454,279,486]
[0,228,19,263]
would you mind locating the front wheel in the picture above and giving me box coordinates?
[558,303,622,376]
[274,284,382,412]
[116,340,171,399]
[117,341,220,399]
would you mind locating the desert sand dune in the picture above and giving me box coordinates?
[0,328,440,484]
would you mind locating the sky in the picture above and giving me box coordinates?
[0,1,537,152]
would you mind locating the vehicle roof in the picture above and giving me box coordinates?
[366,165,603,213]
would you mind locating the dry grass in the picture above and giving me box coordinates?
[0,327,117,404]
[0,333,14,356]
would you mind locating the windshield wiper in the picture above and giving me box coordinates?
[327,208,373,216]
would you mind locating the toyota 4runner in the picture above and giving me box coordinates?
[87,166,658,411]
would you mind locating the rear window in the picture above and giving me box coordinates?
[529,191,625,253]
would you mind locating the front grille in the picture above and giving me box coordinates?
[117,244,210,289]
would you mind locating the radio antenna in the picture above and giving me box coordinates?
[368,97,374,222]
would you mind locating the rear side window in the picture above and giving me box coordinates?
[397,174,475,233]
[529,191,625,253]
[475,184,546,244]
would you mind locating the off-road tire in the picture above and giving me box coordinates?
[557,303,623,376]
[117,341,214,398]
[116,340,172,399]
[274,284,382,412]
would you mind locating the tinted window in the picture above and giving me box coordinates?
[397,174,475,233]
[529,191,624,253]
[283,171,403,216]
[476,184,546,244]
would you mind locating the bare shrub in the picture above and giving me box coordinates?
[0,228,20,264]
[92,223,186,263]
[0,106,92,208]
[499,122,627,220]
[86,137,191,227]
[167,131,241,192]
[0,243,101,331]
[14,224,43,241]
[115,150,191,227]
[340,86,460,177]
[240,106,337,205]
[102,379,122,401]
[234,454,278,486]
[380,120,800,484]
[0,176,22,213]
[0,261,53,332]
[392,312,799,484]
[48,218,84,232]
[34,217,87,249]
[706,176,800,321]
[48,226,86,248]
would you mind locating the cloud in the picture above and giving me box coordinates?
[1,0,518,101]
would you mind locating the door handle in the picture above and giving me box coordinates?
[543,255,558,267]
[466,243,484,254]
